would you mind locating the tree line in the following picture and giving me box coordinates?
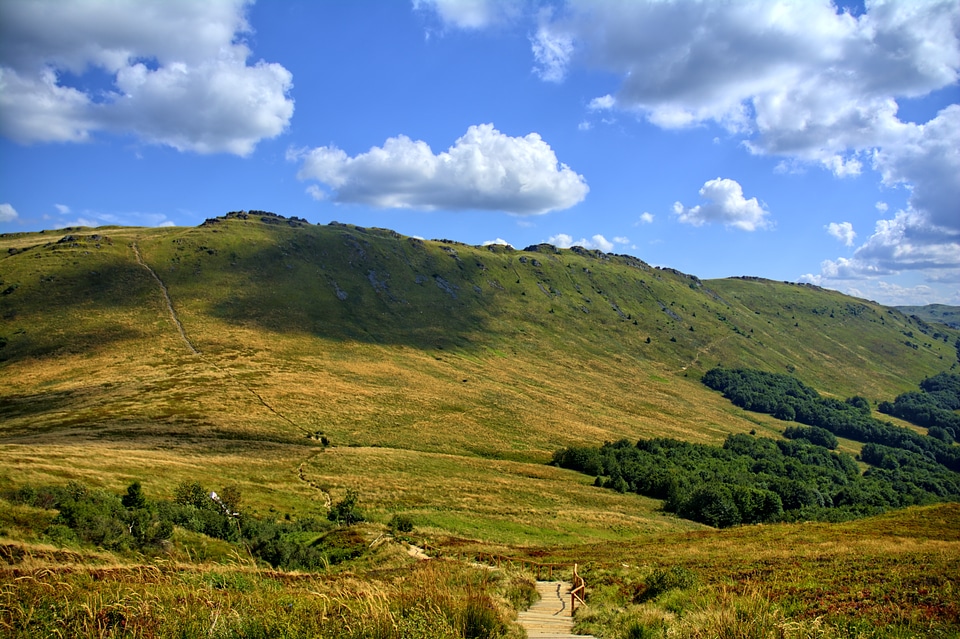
[552,433,960,528]
[878,372,960,442]
[552,367,960,528]
[701,368,960,472]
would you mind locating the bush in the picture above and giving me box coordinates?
[637,566,697,602]
[460,593,506,639]
[328,490,365,525]
[389,513,415,534]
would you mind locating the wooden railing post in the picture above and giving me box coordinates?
[570,562,586,614]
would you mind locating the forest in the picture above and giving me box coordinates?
[552,369,960,528]
[701,368,960,471]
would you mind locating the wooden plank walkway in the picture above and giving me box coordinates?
[517,581,596,639]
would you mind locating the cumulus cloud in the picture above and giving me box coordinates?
[291,123,588,214]
[0,203,18,222]
[482,237,513,247]
[0,0,293,155]
[872,105,960,234]
[810,106,960,293]
[539,1,958,148]
[54,203,70,214]
[826,222,856,247]
[672,178,770,231]
[533,0,958,286]
[547,233,614,252]
[637,212,654,224]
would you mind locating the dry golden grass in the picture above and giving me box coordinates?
[301,446,703,544]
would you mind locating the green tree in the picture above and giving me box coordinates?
[121,481,147,510]
[328,489,365,525]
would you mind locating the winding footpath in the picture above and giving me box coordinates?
[518,581,596,639]
[132,242,198,355]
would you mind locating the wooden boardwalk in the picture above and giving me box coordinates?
[517,581,596,639]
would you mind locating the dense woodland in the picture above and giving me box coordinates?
[879,371,960,437]
[553,369,960,528]
[701,368,960,470]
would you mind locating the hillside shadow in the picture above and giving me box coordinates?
[0,239,164,364]
[196,228,504,350]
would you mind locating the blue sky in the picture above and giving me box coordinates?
[1,0,958,306]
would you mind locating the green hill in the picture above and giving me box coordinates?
[2,210,957,458]
[2,211,959,637]
[2,210,957,532]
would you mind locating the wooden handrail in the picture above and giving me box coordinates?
[570,562,587,613]
[423,546,588,611]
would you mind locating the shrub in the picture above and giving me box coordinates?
[460,593,506,639]
[637,566,697,602]
[389,513,415,534]
[327,489,365,525]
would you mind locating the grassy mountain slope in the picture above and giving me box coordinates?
[1,212,958,542]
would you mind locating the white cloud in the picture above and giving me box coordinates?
[826,222,856,247]
[672,178,770,231]
[51,208,174,229]
[291,123,588,215]
[588,94,615,111]
[821,154,863,178]
[54,203,70,214]
[637,212,654,224]
[871,105,960,234]
[306,185,328,201]
[800,272,960,306]
[547,233,614,252]
[531,10,574,83]
[482,237,513,247]
[541,1,958,146]
[810,106,960,293]
[414,0,521,29]
[533,0,958,286]
[547,233,574,247]
[577,120,592,131]
[613,236,629,245]
[0,0,293,155]
[852,210,960,274]
[0,203,18,222]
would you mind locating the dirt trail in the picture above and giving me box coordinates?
[296,457,333,508]
[131,242,309,435]
[132,242,198,355]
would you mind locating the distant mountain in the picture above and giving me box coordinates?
[895,304,960,329]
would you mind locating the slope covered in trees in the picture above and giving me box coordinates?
[702,367,960,471]
[552,433,960,528]
[879,372,960,439]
